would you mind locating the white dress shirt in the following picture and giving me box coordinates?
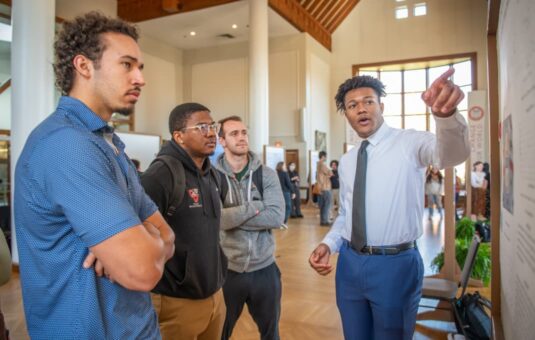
[322,112,470,253]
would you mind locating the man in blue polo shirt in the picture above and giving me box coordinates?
[14,12,175,339]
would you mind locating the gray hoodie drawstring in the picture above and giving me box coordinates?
[247,170,253,202]
[224,169,254,203]
[225,174,234,204]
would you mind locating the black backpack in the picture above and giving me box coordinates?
[146,155,227,217]
[454,291,492,340]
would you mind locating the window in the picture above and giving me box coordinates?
[354,53,476,179]
[395,6,409,19]
[414,3,427,16]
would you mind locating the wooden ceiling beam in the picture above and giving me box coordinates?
[301,0,315,10]
[269,0,331,51]
[0,79,10,96]
[312,0,333,18]
[317,0,345,27]
[487,0,501,35]
[161,0,180,13]
[118,0,239,22]
[325,0,359,33]
[307,0,326,16]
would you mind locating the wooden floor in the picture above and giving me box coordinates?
[0,206,489,340]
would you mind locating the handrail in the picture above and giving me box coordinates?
[0,79,10,95]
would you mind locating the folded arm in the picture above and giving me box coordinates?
[239,167,285,230]
[85,211,175,291]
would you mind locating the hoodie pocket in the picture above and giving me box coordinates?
[166,250,189,285]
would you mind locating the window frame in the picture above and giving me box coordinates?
[352,52,478,131]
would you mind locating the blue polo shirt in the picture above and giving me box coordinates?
[14,96,160,339]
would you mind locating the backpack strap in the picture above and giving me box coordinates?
[213,168,228,202]
[149,155,185,217]
[252,166,263,198]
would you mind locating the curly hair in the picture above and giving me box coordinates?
[334,75,386,113]
[169,103,211,134]
[54,11,139,95]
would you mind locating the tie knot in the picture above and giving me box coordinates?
[359,140,369,152]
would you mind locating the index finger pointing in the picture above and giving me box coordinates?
[430,67,455,89]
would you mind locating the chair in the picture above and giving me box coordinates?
[417,235,481,322]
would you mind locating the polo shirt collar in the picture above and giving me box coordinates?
[57,96,110,132]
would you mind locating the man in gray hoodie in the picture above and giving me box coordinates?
[215,115,285,340]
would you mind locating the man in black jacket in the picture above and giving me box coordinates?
[141,103,227,340]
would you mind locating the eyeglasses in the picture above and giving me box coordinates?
[181,122,220,136]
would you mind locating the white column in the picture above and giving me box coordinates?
[10,0,56,263]
[248,0,269,155]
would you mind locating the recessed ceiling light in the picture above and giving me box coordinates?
[232,24,238,29]
[189,31,196,36]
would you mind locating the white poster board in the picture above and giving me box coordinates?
[498,0,535,338]
[116,132,161,171]
[263,145,285,171]
[309,150,320,185]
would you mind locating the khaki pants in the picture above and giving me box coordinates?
[151,289,226,340]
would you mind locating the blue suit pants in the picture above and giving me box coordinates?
[335,241,424,340]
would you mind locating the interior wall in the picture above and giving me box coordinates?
[330,0,489,160]
[134,52,177,139]
[191,57,248,123]
[136,36,183,139]
[305,35,332,161]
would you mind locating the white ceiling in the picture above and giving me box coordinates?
[137,1,299,50]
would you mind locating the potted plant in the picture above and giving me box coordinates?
[430,217,491,286]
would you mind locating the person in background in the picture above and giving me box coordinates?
[276,162,293,225]
[288,162,303,218]
[141,103,227,340]
[316,151,333,226]
[483,162,491,219]
[471,161,487,221]
[455,168,462,220]
[329,160,340,221]
[425,166,444,219]
[309,69,470,339]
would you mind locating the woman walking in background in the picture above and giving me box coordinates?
[276,162,293,224]
[288,162,303,218]
[425,166,444,219]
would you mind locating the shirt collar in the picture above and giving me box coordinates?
[365,120,391,147]
[57,96,110,132]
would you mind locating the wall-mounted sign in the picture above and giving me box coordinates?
[468,105,485,121]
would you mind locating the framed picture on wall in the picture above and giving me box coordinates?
[315,130,327,152]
